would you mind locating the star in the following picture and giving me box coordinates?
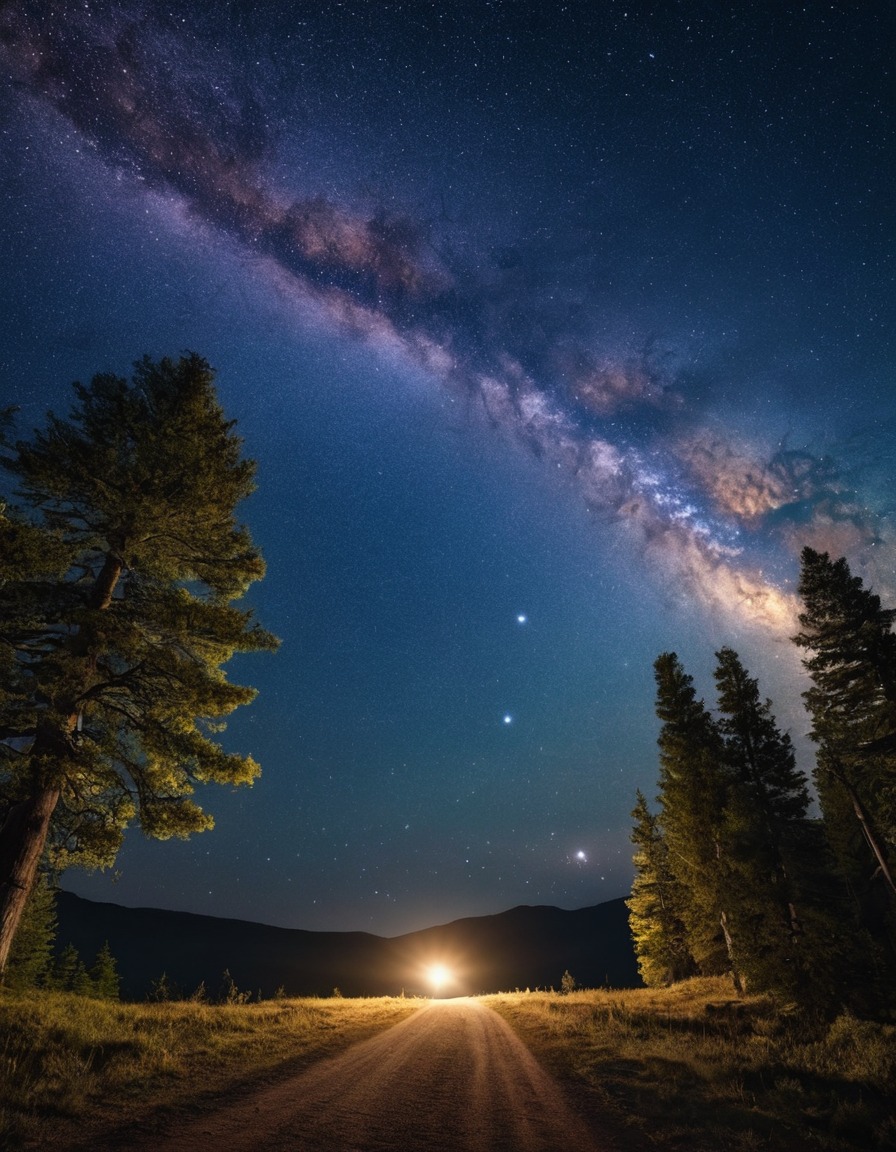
[503,714,513,725]
[516,614,527,624]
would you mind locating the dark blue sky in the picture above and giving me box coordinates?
[1,1,893,934]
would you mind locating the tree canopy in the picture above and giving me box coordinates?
[793,547,896,900]
[631,551,896,1014]
[634,645,861,1008]
[0,354,277,973]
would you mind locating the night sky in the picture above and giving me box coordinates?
[1,1,893,936]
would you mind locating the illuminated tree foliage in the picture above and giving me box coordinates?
[626,789,696,986]
[793,548,896,906]
[89,940,121,1001]
[0,354,277,975]
[652,653,742,986]
[713,647,849,1003]
[634,626,883,1009]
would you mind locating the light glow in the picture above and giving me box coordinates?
[426,963,451,991]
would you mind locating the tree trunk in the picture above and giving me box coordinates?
[0,549,123,975]
[835,765,896,898]
[90,553,123,612]
[0,786,61,976]
[719,910,744,995]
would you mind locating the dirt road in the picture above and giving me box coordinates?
[128,997,608,1151]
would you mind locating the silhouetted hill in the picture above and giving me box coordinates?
[55,891,640,1000]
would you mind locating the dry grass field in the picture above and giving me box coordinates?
[0,988,422,1149]
[485,978,896,1151]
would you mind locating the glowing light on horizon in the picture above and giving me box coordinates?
[426,963,451,992]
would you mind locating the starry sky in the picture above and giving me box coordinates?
[1,1,893,935]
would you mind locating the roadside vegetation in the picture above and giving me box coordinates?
[0,987,422,1150]
[487,979,896,1152]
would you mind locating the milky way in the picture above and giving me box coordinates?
[1,1,893,932]
[3,0,890,632]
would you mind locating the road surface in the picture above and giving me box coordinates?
[131,997,609,1151]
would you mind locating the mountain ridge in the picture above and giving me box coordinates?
[56,890,640,999]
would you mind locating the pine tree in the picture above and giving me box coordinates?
[793,549,896,903]
[70,957,95,997]
[51,942,85,992]
[653,653,741,985]
[627,789,696,986]
[89,940,120,1000]
[0,354,278,974]
[713,647,848,1002]
[2,870,57,990]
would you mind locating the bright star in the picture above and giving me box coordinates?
[576,850,587,862]
[503,714,513,724]
[516,614,527,624]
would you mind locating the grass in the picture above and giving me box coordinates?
[4,980,895,1151]
[484,978,896,1151]
[0,988,423,1150]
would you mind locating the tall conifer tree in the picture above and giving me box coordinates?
[793,549,896,903]
[627,789,696,986]
[89,940,121,1000]
[653,653,741,985]
[713,647,848,1002]
[0,354,278,974]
